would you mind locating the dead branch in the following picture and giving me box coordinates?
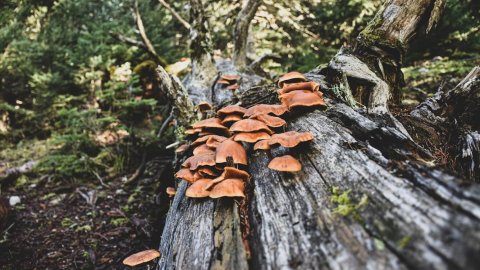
[132,0,167,66]
[158,0,191,30]
[233,0,262,69]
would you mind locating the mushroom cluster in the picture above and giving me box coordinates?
[174,71,326,199]
[217,74,241,92]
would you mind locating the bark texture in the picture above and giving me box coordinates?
[407,67,480,181]
[326,0,446,113]
[233,0,262,70]
[158,74,480,270]
[187,0,217,104]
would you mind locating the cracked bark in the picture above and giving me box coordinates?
[326,0,446,114]
[233,0,262,70]
[157,1,480,269]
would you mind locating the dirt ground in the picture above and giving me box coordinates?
[0,163,174,269]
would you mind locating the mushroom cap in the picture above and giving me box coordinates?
[192,118,227,130]
[217,105,247,117]
[209,178,245,198]
[243,104,289,117]
[221,114,243,125]
[185,178,212,198]
[204,166,250,190]
[279,90,326,110]
[217,79,231,85]
[175,168,195,183]
[166,187,176,196]
[221,74,241,81]
[227,84,240,91]
[198,101,213,112]
[278,71,307,87]
[229,119,273,134]
[215,139,248,165]
[123,249,161,266]
[278,81,320,95]
[182,153,216,170]
[192,135,228,146]
[268,131,314,148]
[193,144,215,156]
[205,136,225,148]
[268,155,302,172]
[185,128,201,135]
[175,144,190,153]
[197,167,220,177]
[249,113,287,128]
[233,131,271,143]
[253,139,271,150]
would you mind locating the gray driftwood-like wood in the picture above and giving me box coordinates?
[157,1,480,269]
[158,79,480,269]
[232,0,262,69]
[248,102,480,270]
[326,0,446,113]
[408,67,480,181]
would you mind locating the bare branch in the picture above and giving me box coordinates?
[233,0,262,69]
[132,0,167,66]
[158,0,191,30]
[188,0,217,103]
[248,53,281,72]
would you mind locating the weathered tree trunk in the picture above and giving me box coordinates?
[156,1,480,269]
[233,0,262,70]
[326,0,446,113]
[187,0,218,104]
[406,67,480,181]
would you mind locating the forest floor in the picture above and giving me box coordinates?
[0,56,478,269]
[0,145,172,269]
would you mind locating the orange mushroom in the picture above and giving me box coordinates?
[278,71,307,88]
[192,118,228,130]
[204,166,250,190]
[175,143,190,153]
[249,113,287,128]
[277,81,320,95]
[229,119,273,135]
[182,153,216,170]
[233,131,271,143]
[217,105,247,118]
[123,249,161,266]
[185,179,212,198]
[192,135,227,146]
[209,179,245,198]
[268,155,302,172]
[253,139,271,150]
[197,167,220,178]
[175,168,196,183]
[279,90,326,110]
[243,104,289,117]
[205,136,225,148]
[192,144,215,156]
[227,84,240,91]
[221,114,243,125]
[198,101,213,112]
[217,79,231,85]
[166,187,176,197]
[215,139,248,165]
[185,128,201,135]
[221,74,241,81]
[268,131,314,148]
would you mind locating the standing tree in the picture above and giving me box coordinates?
[157,0,480,269]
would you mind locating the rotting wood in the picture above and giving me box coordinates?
[325,0,447,113]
